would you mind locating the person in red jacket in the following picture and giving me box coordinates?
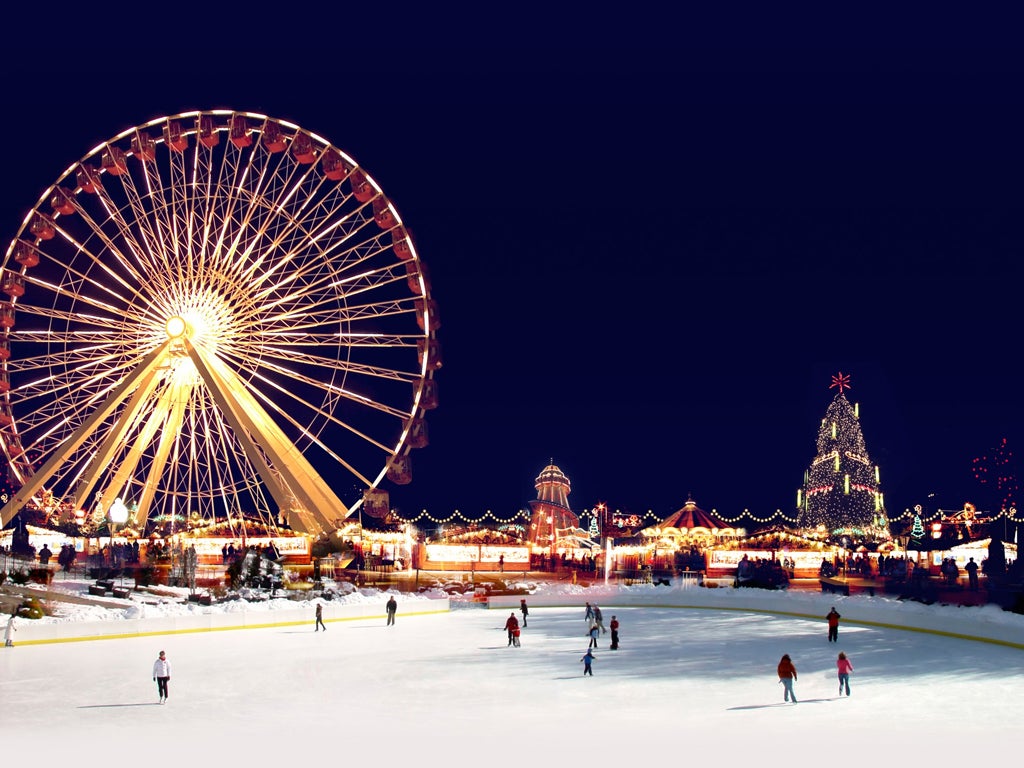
[836,651,854,696]
[777,654,798,703]
[826,607,841,642]
[504,612,519,647]
[609,615,620,649]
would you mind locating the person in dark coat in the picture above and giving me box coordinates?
[386,596,397,626]
[504,613,520,646]
[315,602,327,632]
[519,598,529,627]
[965,557,980,590]
[609,615,620,650]
[826,607,841,642]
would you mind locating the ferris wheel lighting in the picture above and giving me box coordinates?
[166,316,186,339]
[0,109,437,535]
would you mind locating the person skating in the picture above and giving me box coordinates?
[584,602,594,622]
[504,612,520,646]
[152,650,171,703]
[386,596,397,626]
[4,613,16,648]
[519,598,529,628]
[826,607,841,642]
[836,651,853,696]
[609,615,620,650]
[777,654,797,703]
[587,622,600,648]
[580,648,595,676]
[315,602,326,632]
[593,604,606,633]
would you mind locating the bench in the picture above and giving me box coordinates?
[111,586,132,599]
[820,576,880,597]
[88,585,109,596]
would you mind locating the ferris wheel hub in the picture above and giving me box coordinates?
[165,316,187,339]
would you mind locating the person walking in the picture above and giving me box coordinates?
[826,607,841,642]
[314,602,327,632]
[609,615,620,650]
[152,650,172,703]
[965,557,980,591]
[504,612,520,647]
[587,622,600,649]
[584,602,594,622]
[519,598,529,628]
[593,604,606,633]
[386,596,397,626]
[4,613,16,647]
[777,653,798,703]
[580,648,595,676]
[836,651,853,696]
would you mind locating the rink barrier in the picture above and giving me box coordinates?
[7,598,451,646]
[485,590,1024,650]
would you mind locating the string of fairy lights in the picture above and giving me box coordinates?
[390,505,1019,528]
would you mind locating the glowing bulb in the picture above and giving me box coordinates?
[166,316,186,338]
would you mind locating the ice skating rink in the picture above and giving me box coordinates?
[2,604,1022,765]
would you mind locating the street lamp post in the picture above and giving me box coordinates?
[108,497,129,584]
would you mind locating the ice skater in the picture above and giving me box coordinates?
[587,622,600,648]
[152,650,171,703]
[4,613,16,647]
[580,648,595,676]
[777,653,797,703]
[504,612,520,646]
[593,604,606,633]
[836,651,853,696]
[386,596,397,626]
[609,615,620,650]
[826,607,841,642]
[519,598,529,627]
[315,603,327,632]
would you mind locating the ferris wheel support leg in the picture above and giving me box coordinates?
[0,341,172,529]
[182,338,346,534]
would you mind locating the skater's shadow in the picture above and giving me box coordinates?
[78,703,162,709]
[728,698,832,711]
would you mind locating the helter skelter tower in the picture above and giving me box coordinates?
[528,462,580,551]
[797,373,889,537]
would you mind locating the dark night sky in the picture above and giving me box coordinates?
[1,12,1022,525]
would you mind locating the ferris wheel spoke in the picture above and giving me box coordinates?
[32,214,151,311]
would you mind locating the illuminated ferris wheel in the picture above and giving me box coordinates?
[0,110,440,535]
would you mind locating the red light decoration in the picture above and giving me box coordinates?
[830,372,851,394]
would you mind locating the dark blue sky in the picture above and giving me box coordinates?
[1,14,1021,524]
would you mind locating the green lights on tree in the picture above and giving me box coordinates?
[797,375,888,536]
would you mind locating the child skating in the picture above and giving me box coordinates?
[580,648,595,676]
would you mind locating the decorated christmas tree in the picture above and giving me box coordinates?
[797,373,889,538]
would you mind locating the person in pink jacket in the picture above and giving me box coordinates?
[836,651,853,696]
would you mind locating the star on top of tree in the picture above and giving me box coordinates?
[830,371,851,394]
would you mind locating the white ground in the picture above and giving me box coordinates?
[2,582,1023,765]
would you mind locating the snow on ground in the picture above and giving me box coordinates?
[2,578,1023,766]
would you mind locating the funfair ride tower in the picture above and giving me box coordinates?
[528,462,580,553]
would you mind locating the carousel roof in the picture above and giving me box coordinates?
[659,498,727,531]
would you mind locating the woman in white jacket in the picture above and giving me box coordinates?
[152,650,172,703]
